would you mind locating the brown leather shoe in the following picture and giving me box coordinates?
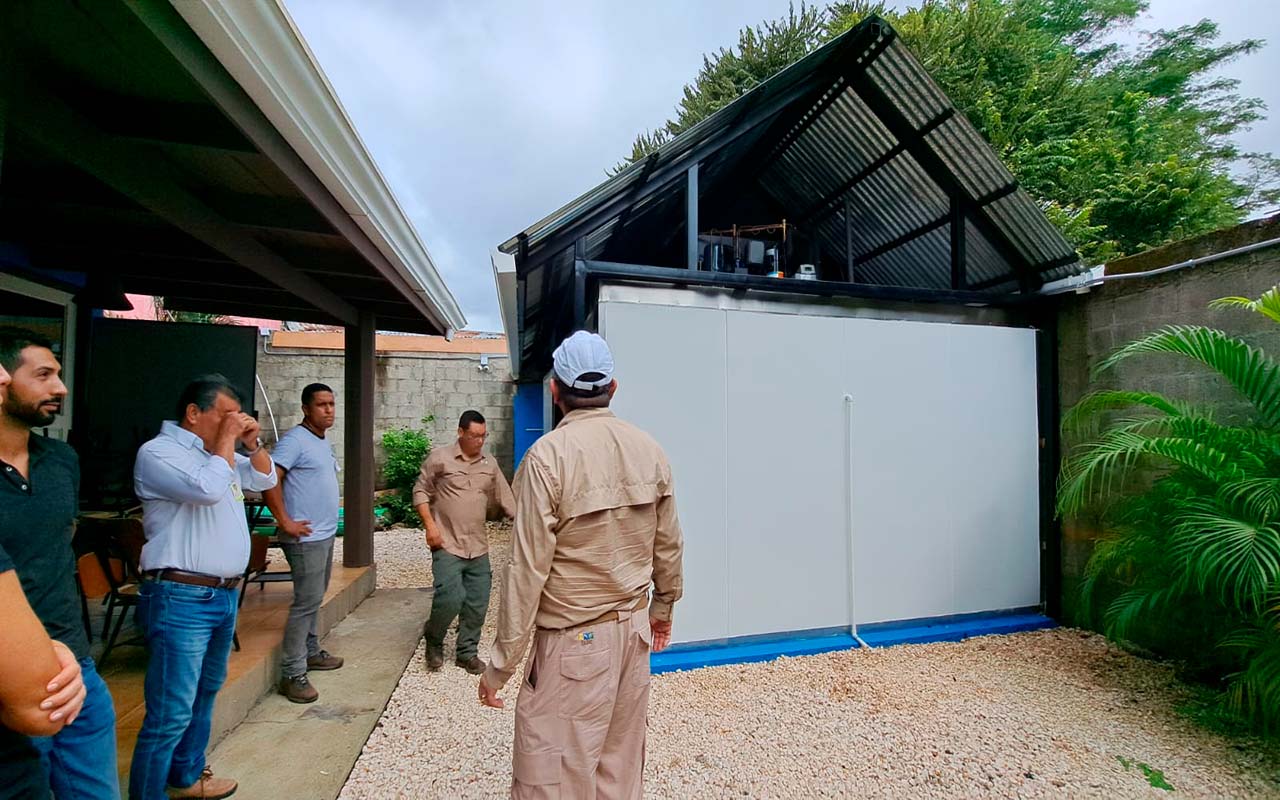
[279,674,319,704]
[456,655,485,675]
[167,766,237,799]
[307,650,344,671]
[424,645,444,671]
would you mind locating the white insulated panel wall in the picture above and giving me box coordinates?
[599,302,731,645]
[600,288,1040,645]
[843,318,1041,624]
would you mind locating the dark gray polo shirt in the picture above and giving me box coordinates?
[0,432,89,660]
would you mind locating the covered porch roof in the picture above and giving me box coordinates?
[1,0,464,335]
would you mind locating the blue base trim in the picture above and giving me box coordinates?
[650,611,1057,674]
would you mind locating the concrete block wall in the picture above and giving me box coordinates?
[253,348,517,489]
[1055,216,1280,624]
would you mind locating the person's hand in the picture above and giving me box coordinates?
[425,526,444,550]
[650,619,672,653]
[238,413,262,449]
[478,675,504,709]
[42,641,86,725]
[217,411,249,445]
[278,518,313,540]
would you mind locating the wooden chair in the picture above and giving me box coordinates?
[80,517,147,667]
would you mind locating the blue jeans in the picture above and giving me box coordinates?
[128,580,237,800]
[278,537,335,678]
[30,657,120,799]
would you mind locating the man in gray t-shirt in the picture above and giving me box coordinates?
[264,383,344,703]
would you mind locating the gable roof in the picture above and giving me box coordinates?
[496,16,1084,377]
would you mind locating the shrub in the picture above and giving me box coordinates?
[378,416,434,524]
[1060,286,1280,733]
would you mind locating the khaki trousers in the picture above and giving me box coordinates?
[511,607,652,799]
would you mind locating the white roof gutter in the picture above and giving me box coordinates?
[1039,236,1280,297]
[491,248,520,380]
[168,0,466,333]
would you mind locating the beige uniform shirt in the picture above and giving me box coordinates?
[485,408,684,689]
[411,441,515,559]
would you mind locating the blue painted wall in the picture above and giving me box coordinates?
[513,382,544,469]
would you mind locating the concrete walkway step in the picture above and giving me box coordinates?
[205,588,431,800]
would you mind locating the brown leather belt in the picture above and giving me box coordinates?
[145,569,241,589]
[544,595,649,631]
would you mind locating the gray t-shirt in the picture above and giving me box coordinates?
[272,425,341,541]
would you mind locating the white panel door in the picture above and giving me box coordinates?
[600,301,731,644]
[943,324,1041,614]
[724,311,851,637]
[844,318,1040,624]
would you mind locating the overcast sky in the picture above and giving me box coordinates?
[284,0,1279,333]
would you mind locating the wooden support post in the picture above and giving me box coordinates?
[343,311,376,568]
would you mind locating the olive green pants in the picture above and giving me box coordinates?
[424,549,492,660]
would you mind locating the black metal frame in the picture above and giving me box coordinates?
[508,16,1092,384]
[570,259,1031,327]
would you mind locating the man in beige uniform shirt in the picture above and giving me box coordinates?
[414,410,516,673]
[480,331,684,799]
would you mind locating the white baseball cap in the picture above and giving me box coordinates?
[552,331,615,392]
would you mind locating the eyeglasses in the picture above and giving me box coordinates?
[461,431,487,441]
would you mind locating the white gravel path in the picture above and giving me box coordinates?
[337,527,1280,799]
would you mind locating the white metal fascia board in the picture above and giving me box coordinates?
[491,248,520,379]
[171,0,466,332]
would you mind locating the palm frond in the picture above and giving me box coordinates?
[1209,286,1280,325]
[1170,502,1280,612]
[1222,631,1280,732]
[1058,431,1248,516]
[1104,586,1184,640]
[1062,390,1198,439]
[1093,326,1280,426]
[1219,478,1280,522]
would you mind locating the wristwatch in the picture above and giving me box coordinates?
[242,438,264,456]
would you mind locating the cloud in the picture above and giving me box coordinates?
[285,0,1279,333]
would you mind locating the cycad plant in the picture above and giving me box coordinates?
[1059,286,1280,732]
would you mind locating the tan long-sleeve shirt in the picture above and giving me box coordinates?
[411,442,515,559]
[484,408,684,690]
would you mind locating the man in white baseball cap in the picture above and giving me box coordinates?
[480,330,685,798]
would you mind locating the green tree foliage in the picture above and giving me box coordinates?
[620,1,1280,264]
[1060,287,1280,733]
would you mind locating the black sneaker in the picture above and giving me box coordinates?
[424,645,444,672]
[279,674,318,704]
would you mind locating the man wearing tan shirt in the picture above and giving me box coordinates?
[413,410,515,674]
[479,331,684,799]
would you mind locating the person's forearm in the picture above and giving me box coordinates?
[0,574,66,736]
[415,502,435,530]
[213,431,237,469]
[262,484,292,526]
[651,493,685,622]
[249,446,273,477]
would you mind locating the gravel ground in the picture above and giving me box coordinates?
[338,527,1280,799]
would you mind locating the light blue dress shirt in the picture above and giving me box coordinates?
[134,421,278,578]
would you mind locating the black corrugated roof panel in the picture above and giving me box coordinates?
[498,15,1084,377]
